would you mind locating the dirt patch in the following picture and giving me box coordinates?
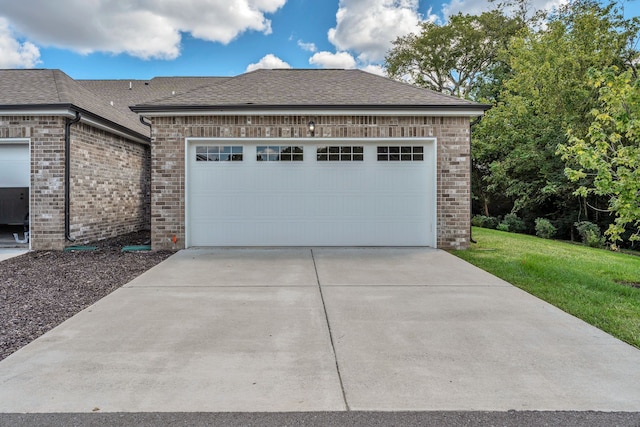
[616,280,640,289]
[0,232,172,361]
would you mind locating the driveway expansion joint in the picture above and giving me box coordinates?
[311,248,350,411]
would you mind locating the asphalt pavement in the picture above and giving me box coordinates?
[2,411,640,427]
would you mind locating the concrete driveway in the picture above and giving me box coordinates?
[1,248,640,413]
[0,248,28,262]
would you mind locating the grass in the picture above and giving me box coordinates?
[451,227,640,349]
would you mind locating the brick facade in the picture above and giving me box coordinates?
[0,116,150,250]
[150,115,471,250]
[69,122,150,245]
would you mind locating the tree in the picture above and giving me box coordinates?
[385,11,523,99]
[472,0,639,235]
[558,68,640,244]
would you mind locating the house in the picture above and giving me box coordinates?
[0,69,151,250]
[0,68,487,251]
[0,70,226,250]
[132,69,488,250]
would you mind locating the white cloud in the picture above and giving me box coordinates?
[360,64,387,76]
[309,51,357,69]
[0,17,40,68]
[246,54,291,72]
[441,0,489,18]
[297,40,317,52]
[327,0,422,63]
[0,0,287,60]
[442,0,565,19]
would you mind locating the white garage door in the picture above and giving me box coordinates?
[0,142,29,188]
[186,140,436,247]
[0,141,30,225]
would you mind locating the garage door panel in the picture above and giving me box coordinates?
[187,142,435,247]
[314,167,364,191]
[254,194,300,217]
[0,143,29,188]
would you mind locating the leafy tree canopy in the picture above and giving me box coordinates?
[559,68,640,244]
[384,10,524,99]
[385,0,640,244]
[472,0,639,234]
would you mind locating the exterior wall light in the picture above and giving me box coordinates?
[308,121,315,137]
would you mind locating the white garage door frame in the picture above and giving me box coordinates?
[0,138,31,249]
[185,137,437,247]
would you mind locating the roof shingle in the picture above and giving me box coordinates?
[0,69,149,138]
[77,76,230,114]
[1,69,487,137]
[133,69,484,110]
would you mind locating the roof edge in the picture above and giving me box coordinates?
[131,103,491,115]
[0,104,150,144]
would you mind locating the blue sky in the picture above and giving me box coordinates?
[0,0,638,80]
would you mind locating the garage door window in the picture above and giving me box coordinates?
[196,145,243,162]
[377,146,424,161]
[317,146,364,161]
[257,146,303,162]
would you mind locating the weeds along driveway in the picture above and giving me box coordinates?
[1,248,640,412]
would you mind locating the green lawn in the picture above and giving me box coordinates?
[451,227,640,348]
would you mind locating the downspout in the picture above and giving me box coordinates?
[65,111,81,242]
[139,116,153,235]
[469,116,482,244]
[139,116,152,134]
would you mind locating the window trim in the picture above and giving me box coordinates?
[317,145,364,162]
[195,145,244,162]
[256,145,304,162]
[377,145,424,162]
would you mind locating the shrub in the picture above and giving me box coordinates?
[471,215,485,227]
[496,223,510,232]
[483,216,500,229]
[500,213,526,233]
[535,218,557,239]
[574,221,605,248]
[471,215,499,229]
[585,230,605,248]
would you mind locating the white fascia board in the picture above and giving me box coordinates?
[0,108,148,145]
[79,116,149,145]
[0,108,77,118]
[141,108,487,118]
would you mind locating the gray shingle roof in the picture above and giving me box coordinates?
[1,69,487,138]
[133,69,486,112]
[0,69,149,138]
[77,77,230,131]
[78,77,229,112]
[0,69,62,104]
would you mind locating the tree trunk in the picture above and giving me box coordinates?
[483,195,490,217]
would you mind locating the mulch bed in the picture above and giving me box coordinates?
[0,231,172,361]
